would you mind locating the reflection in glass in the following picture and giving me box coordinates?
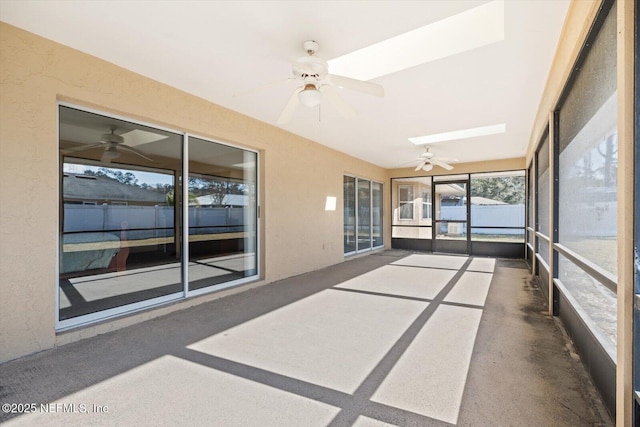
[372,182,383,247]
[344,176,356,254]
[345,176,383,252]
[187,137,257,292]
[358,179,371,251]
[59,106,182,321]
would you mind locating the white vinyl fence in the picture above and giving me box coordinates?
[63,204,246,239]
[441,205,525,235]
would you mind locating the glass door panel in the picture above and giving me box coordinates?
[344,176,356,254]
[58,106,183,322]
[187,136,257,292]
[434,181,468,253]
[357,179,371,251]
[372,181,383,248]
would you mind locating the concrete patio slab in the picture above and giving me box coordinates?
[0,251,612,426]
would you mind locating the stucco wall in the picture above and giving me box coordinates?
[0,22,389,362]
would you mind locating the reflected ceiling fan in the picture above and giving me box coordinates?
[413,148,456,171]
[61,127,153,163]
[277,40,384,124]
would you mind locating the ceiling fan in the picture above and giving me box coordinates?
[413,148,456,171]
[277,40,384,124]
[61,127,153,163]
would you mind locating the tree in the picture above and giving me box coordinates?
[165,190,198,206]
[84,168,138,186]
[188,176,246,206]
[471,176,525,204]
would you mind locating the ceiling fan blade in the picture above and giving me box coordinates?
[431,159,454,170]
[60,143,103,154]
[277,88,302,124]
[414,160,427,171]
[327,74,384,97]
[118,145,154,162]
[319,85,357,119]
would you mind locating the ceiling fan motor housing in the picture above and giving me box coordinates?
[292,55,328,80]
[100,133,124,144]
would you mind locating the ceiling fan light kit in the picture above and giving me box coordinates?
[276,40,384,124]
[298,83,322,107]
[411,147,455,172]
[102,146,121,161]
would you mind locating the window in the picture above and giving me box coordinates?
[344,176,383,254]
[536,134,550,265]
[470,171,525,242]
[421,189,432,220]
[398,185,414,220]
[556,1,617,354]
[58,105,258,327]
[527,163,534,247]
[391,177,431,240]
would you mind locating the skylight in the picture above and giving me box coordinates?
[328,0,504,81]
[409,123,506,145]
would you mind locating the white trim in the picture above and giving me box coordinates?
[58,101,185,135]
[57,292,183,331]
[55,105,61,327]
[183,133,190,297]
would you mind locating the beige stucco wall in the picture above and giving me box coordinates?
[0,22,390,362]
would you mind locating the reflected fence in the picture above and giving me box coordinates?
[63,204,247,238]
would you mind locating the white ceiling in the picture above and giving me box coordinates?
[0,0,570,170]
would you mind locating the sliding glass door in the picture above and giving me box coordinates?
[344,175,383,255]
[187,137,257,293]
[58,105,258,328]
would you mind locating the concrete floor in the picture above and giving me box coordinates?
[0,251,612,426]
